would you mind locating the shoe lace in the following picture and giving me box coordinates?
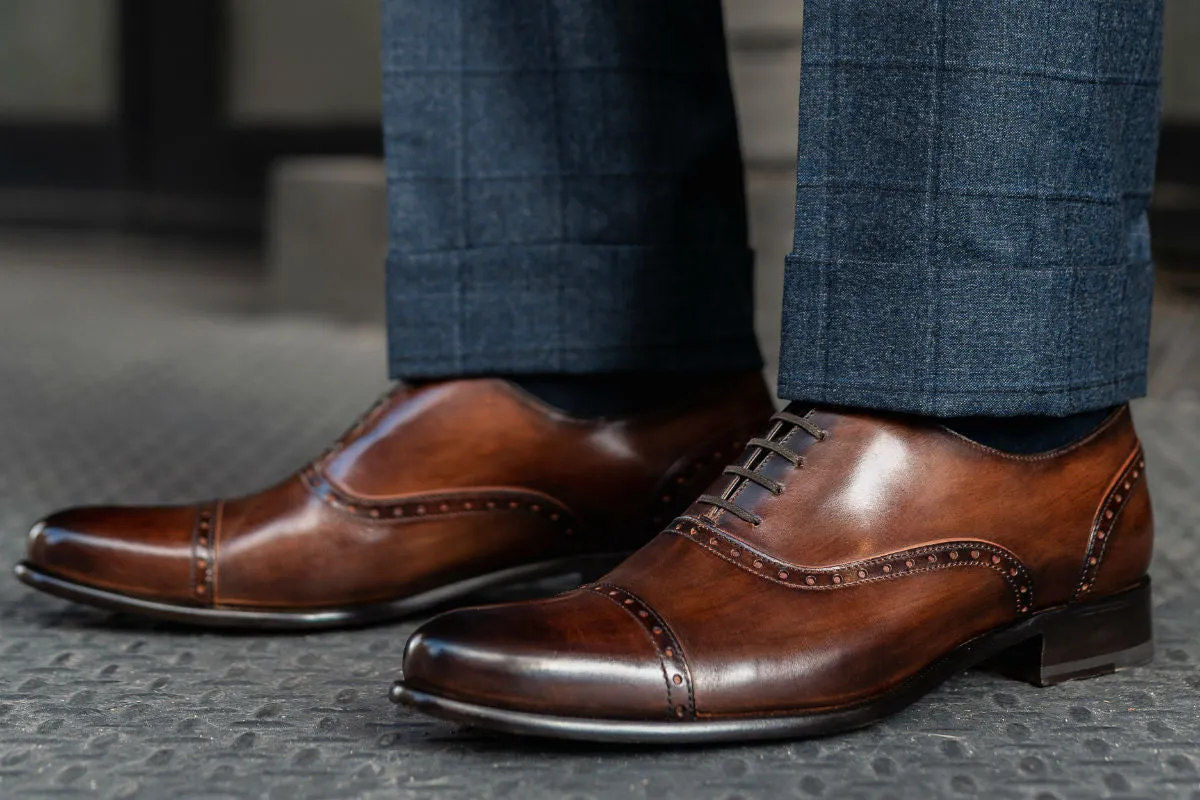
[697,409,827,526]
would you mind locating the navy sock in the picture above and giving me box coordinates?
[408,373,704,418]
[941,407,1118,454]
[509,373,704,418]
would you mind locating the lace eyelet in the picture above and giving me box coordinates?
[697,416,823,524]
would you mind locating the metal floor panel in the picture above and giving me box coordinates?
[0,242,1198,800]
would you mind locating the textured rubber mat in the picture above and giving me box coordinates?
[0,246,1198,799]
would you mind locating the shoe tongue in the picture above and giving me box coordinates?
[781,400,819,416]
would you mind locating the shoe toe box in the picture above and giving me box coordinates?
[22,505,199,603]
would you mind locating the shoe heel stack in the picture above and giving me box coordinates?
[988,579,1153,687]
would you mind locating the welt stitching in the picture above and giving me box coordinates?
[590,587,676,720]
[590,583,695,720]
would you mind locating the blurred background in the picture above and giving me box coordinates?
[2,0,1198,356]
[1,4,1199,797]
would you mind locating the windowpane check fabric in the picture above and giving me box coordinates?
[382,0,761,378]
[381,0,1162,417]
[781,0,1163,415]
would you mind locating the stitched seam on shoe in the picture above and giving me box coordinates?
[301,469,580,533]
[669,517,1033,614]
[588,583,695,721]
[610,582,696,721]
[1072,445,1144,602]
[589,588,674,719]
[191,502,219,606]
[211,500,223,605]
[189,511,197,602]
[676,515,1027,585]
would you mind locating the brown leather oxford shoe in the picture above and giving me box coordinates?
[15,376,773,629]
[393,405,1154,743]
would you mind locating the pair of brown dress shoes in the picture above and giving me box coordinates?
[15,375,1153,743]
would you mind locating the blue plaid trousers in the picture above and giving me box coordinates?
[381,0,1163,417]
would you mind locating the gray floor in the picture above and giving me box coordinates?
[1,235,1199,800]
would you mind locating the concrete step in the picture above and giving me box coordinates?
[729,49,802,167]
[723,0,804,37]
[267,157,387,324]
[725,0,804,167]
[268,1,806,324]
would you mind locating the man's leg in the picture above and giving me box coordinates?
[15,1,776,627]
[394,0,1164,741]
[381,0,762,392]
[781,0,1161,432]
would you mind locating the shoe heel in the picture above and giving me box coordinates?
[988,579,1153,687]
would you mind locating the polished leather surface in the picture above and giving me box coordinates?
[402,406,1154,721]
[22,375,773,612]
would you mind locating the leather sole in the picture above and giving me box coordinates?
[389,578,1153,743]
[13,552,629,631]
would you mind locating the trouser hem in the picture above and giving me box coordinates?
[387,244,763,378]
[776,255,1153,416]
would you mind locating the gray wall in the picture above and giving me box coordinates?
[221,0,1200,130]
[0,0,1193,125]
[226,0,383,124]
[1163,0,1200,122]
[723,0,805,383]
[0,0,116,121]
